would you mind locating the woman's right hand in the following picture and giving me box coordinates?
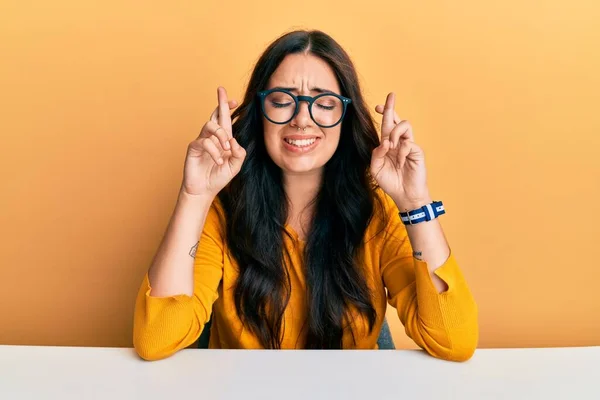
[181,87,246,197]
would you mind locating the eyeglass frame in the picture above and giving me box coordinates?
[257,88,352,128]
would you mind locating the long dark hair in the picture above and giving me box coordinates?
[218,30,385,349]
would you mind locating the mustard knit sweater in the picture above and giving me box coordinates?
[133,189,478,361]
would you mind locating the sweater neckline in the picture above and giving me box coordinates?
[284,224,306,245]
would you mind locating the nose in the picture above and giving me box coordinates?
[291,100,312,128]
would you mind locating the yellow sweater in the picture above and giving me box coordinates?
[133,190,478,361]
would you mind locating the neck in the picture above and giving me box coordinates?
[283,168,322,227]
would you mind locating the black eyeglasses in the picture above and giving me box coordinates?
[257,88,352,128]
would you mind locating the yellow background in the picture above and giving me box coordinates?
[1,0,599,349]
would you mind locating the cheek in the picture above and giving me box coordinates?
[263,127,282,159]
[323,130,342,156]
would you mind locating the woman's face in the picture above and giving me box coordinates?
[262,53,343,175]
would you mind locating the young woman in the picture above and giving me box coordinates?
[133,30,478,360]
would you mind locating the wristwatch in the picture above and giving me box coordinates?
[399,201,445,225]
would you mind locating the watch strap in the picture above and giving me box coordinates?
[399,201,445,225]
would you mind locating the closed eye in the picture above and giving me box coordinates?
[271,101,294,108]
[316,103,336,111]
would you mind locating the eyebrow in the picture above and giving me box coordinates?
[271,86,338,95]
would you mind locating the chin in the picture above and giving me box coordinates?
[281,159,323,174]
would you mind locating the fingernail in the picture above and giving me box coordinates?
[225,142,230,150]
[218,158,224,165]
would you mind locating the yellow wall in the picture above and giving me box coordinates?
[1,0,599,348]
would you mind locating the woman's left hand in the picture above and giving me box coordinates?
[370,92,432,210]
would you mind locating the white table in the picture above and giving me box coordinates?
[0,345,598,399]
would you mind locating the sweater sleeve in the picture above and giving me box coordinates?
[379,194,479,361]
[133,199,225,360]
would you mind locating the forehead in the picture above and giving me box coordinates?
[267,53,340,93]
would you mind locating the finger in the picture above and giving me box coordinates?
[210,105,219,123]
[370,139,391,173]
[227,138,246,174]
[204,121,230,150]
[202,137,224,165]
[217,87,233,138]
[397,140,418,171]
[381,93,396,139]
[228,137,244,158]
[188,138,204,153]
[209,99,237,125]
[209,134,230,159]
[375,105,401,124]
[389,121,414,149]
[372,138,391,160]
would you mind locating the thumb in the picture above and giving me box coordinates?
[371,139,390,171]
[228,138,246,172]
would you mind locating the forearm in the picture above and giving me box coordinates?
[394,196,450,293]
[147,187,214,297]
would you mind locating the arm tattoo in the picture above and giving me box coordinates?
[413,251,423,260]
[189,241,199,258]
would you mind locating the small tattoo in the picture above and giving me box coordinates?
[189,241,199,258]
[413,251,423,260]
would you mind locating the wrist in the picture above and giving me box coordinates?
[178,187,215,207]
[393,196,433,212]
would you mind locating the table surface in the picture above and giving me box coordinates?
[1,345,598,399]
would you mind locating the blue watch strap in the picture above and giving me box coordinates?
[399,201,445,225]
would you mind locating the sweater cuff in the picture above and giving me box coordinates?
[413,251,477,329]
[139,275,196,320]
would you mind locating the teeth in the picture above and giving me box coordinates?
[285,138,317,147]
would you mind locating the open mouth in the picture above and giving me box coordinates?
[283,138,317,147]
[282,137,321,153]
